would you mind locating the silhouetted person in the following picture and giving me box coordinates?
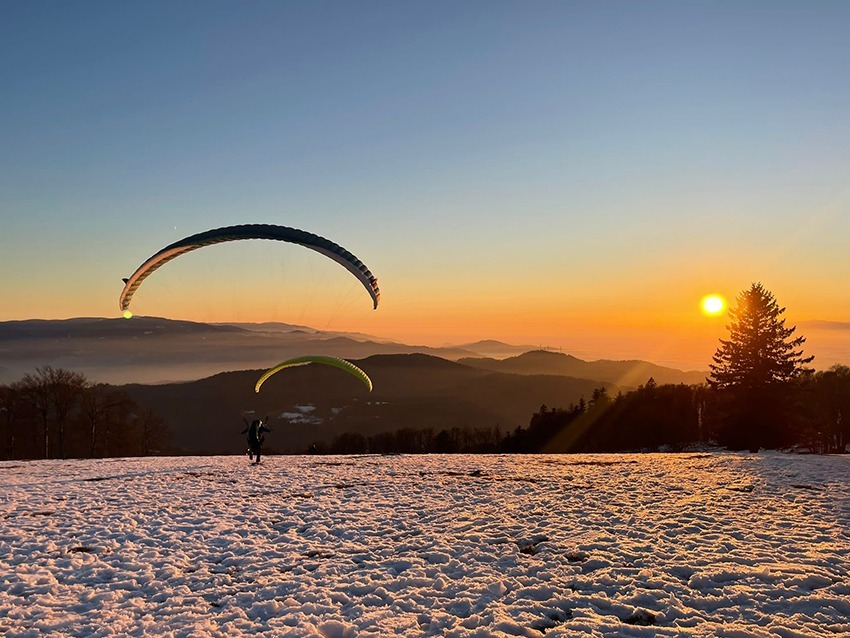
[242,418,271,463]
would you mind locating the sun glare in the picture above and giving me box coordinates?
[701,294,726,316]
[123,310,133,319]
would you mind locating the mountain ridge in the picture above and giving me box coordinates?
[458,349,707,387]
[0,317,707,387]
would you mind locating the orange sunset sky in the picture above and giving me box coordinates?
[2,3,849,371]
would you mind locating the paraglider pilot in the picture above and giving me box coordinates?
[242,417,271,463]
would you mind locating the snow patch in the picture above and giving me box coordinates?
[0,452,847,636]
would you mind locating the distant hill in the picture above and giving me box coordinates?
[458,350,707,388]
[122,353,616,454]
[0,317,478,384]
[217,321,396,343]
[214,320,318,333]
[0,316,243,339]
[454,340,540,358]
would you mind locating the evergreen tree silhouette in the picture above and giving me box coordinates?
[708,283,813,450]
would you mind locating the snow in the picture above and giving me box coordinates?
[279,405,323,425]
[1,453,848,637]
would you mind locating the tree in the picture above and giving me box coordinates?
[81,384,130,457]
[14,367,88,459]
[708,283,813,450]
[0,385,23,459]
[15,371,52,458]
[45,367,87,459]
[802,365,850,453]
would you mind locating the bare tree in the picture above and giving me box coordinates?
[806,365,850,453]
[0,385,21,459]
[81,385,129,457]
[138,408,169,456]
[46,367,87,458]
[16,371,52,458]
[15,367,87,458]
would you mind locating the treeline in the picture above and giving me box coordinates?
[790,365,850,453]
[310,424,506,455]
[4,363,846,460]
[313,381,704,454]
[0,366,171,460]
[314,367,850,455]
[518,368,849,453]
[507,382,702,453]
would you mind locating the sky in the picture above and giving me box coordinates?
[2,1,849,370]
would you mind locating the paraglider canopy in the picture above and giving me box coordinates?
[254,355,373,394]
[119,224,381,313]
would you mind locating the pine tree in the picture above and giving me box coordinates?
[708,283,813,449]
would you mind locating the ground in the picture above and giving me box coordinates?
[1,453,848,637]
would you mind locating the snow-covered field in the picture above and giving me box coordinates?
[2,453,848,637]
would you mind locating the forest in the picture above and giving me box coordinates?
[0,366,170,459]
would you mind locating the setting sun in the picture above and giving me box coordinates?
[701,294,726,316]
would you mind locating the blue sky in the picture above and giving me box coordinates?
[2,1,849,367]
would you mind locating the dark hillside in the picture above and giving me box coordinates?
[459,350,707,387]
[122,354,614,454]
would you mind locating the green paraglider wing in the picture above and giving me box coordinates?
[119,224,380,312]
[255,355,373,393]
